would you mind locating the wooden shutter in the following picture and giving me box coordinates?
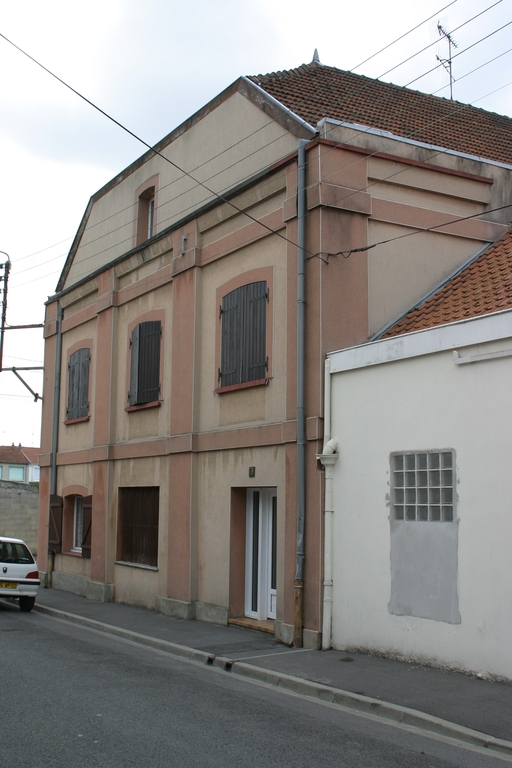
[219,287,242,387]
[243,281,267,383]
[78,349,90,418]
[81,495,92,559]
[48,495,63,553]
[138,321,161,403]
[67,353,79,419]
[67,348,90,419]
[129,322,161,405]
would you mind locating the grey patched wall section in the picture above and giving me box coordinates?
[0,480,39,555]
[388,450,460,624]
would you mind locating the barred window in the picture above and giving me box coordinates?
[117,487,159,567]
[391,451,454,522]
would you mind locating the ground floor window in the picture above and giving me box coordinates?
[245,488,277,620]
[117,487,159,567]
[73,496,84,552]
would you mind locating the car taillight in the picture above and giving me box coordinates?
[26,571,39,579]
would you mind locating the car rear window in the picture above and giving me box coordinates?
[0,542,34,564]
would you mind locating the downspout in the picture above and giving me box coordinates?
[47,302,63,588]
[293,139,308,648]
[317,358,338,650]
[50,302,63,495]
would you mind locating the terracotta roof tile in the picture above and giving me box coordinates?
[383,230,512,337]
[0,445,30,465]
[249,63,512,166]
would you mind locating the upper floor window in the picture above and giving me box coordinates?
[128,321,162,406]
[67,348,90,422]
[218,281,268,389]
[137,186,156,245]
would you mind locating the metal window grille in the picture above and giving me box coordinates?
[391,451,455,522]
[118,487,159,567]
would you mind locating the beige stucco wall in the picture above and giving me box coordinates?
[195,234,287,434]
[195,445,285,613]
[367,223,487,336]
[64,93,297,288]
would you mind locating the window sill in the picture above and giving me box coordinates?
[62,550,83,558]
[215,378,267,395]
[115,560,158,571]
[125,400,161,413]
[64,416,90,425]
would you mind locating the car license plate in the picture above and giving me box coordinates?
[0,582,17,589]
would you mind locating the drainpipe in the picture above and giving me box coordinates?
[293,139,308,648]
[47,302,63,587]
[317,358,339,650]
[50,302,63,496]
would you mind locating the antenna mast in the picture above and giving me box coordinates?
[437,22,458,100]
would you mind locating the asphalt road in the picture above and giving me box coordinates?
[1,601,510,768]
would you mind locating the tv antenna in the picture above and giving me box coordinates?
[437,22,458,100]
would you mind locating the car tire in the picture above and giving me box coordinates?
[19,596,35,612]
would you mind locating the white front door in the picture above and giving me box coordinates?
[245,488,277,620]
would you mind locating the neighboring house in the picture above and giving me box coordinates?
[37,56,512,649]
[0,444,40,483]
[322,230,512,679]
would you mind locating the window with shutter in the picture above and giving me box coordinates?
[67,348,90,421]
[128,321,162,406]
[219,282,267,389]
[117,487,159,567]
[48,495,63,553]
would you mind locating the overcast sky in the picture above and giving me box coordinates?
[1,0,511,448]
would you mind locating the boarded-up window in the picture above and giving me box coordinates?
[128,321,161,406]
[219,282,267,388]
[67,348,90,420]
[117,487,159,567]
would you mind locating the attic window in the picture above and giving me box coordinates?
[137,186,156,245]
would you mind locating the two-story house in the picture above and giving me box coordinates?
[38,58,512,648]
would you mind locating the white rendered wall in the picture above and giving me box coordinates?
[329,331,512,680]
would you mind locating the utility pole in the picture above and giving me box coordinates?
[0,253,11,372]
[0,251,44,400]
[437,22,458,101]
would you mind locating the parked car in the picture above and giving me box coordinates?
[0,536,40,611]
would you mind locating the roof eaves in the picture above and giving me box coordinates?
[320,118,512,172]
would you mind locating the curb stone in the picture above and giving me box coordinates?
[34,603,512,758]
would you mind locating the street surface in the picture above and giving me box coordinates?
[1,600,510,768]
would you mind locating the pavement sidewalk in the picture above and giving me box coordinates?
[28,587,512,756]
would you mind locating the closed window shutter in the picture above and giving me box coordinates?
[138,321,161,403]
[220,288,242,387]
[128,324,140,405]
[81,495,92,559]
[48,495,63,553]
[67,353,79,419]
[67,348,90,419]
[220,282,266,387]
[244,281,267,382]
[78,349,90,418]
[129,322,161,405]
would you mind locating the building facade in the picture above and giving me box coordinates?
[38,60,512,647]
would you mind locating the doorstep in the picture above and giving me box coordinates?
[228,616,275,634]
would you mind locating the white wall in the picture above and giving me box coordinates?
[328,316,512,680]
